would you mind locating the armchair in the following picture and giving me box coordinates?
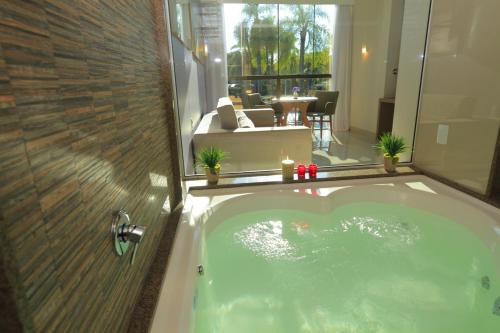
[243,93,284,126]
[307,91,339,138]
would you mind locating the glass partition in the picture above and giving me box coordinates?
[167,0,431,177]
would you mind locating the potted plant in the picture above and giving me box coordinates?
[375,133,408,173]
[197,146,226,185]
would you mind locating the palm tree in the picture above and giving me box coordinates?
[233,4,278,94]
[233,5,276,75]
[281,5,329,74]
[260,16,278,74]
[228,4,332,94]
[278,29,297,73]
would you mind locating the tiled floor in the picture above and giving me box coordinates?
[285,111,383,167]
[312,128,383,167]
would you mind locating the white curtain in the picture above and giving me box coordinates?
[331,5,353,131]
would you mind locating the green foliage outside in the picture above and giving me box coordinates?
[227,4,333,96]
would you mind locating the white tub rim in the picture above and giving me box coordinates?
[149,175,500,333]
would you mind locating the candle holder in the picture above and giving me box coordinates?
[308,163,318,179]
[297,164,306,179]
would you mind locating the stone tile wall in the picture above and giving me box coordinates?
[0,0,181,331]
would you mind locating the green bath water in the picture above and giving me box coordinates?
[192,203,500,333]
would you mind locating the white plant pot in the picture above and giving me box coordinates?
[384,155,399,173]
[205,165,221,185]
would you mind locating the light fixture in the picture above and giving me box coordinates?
[214,57,222,63]
[361,45,368,55]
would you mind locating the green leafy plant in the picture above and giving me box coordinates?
[196,146,226,170]
[375,133,408,158]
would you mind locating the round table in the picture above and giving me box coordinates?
[271,96,317,127]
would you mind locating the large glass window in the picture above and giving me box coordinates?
[168,1,430,177]
[225,4,335,99]
[225,4,278,77]
[278,4,315,75]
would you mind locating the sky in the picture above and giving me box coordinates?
[223,4,337,51]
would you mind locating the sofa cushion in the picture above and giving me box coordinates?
[236,111,255,128]
[216,97,239,129]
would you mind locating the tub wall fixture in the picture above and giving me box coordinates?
[111,209,146,264]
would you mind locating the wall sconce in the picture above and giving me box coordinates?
[214,57,222,63]
[361,44,368,56]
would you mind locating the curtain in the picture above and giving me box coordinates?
[331,5,353,131]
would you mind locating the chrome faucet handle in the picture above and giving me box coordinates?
[126,224,145,244]
[111,209,146,264]
[126,225,145,265]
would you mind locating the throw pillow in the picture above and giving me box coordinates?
[216,97,239,129]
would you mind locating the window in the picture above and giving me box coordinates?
[167,0,430,177]
[225,3,335,102]
[169,1,193,49]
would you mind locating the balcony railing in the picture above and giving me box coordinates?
[228,74,332,108]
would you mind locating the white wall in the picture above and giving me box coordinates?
[392,0,430,162]
[172,37,207,175]
[350,0,393,134]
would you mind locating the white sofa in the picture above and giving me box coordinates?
[193,102,312,173]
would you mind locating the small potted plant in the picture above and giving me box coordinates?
[375,133,408,173]
[292,86,300,99]
[197,146,226,185]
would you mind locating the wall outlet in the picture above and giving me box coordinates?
[437,124,448,145]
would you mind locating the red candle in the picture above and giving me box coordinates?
[297,164,306,179]
[308,163,318,178]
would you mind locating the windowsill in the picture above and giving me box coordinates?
[186,165,418,191]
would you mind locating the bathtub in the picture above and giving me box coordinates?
[150,175,500,333]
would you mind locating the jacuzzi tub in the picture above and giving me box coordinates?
[151,175,500,333]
